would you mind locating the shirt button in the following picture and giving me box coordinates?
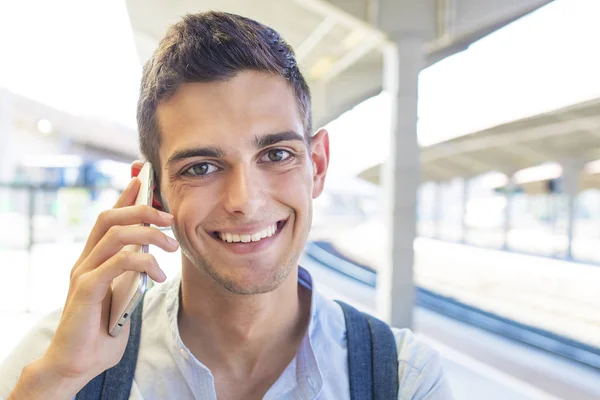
[180,348,190,360]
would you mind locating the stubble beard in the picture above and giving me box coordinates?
[192,250,296,295]
[170,204,313,295]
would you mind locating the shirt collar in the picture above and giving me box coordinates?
[297,266,324,397]
[163,266,324,399]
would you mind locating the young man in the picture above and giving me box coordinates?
[0,11,452,400]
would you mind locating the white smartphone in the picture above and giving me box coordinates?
[108,162,154,337]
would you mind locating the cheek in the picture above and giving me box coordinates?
[167,183,191,217]
[168,183,219,231]
[266,165,313,210]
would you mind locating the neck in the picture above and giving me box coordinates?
[178,258,311,379]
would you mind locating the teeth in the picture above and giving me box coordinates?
[219,223,278,243]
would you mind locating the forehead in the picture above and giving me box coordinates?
[156,71,304,159]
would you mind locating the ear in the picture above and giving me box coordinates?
[310,128,330,199]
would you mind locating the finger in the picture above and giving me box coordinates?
[98,205,174,233]
[77,205,174,266]
[73,178,142,268]
[77,225,178,276]
[75,252,166,304]
[131,161,144,178]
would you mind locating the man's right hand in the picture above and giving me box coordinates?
[8,164,179,399]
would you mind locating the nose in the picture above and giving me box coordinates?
[222,165,266,216]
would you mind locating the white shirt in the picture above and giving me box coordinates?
[0,267,453,399]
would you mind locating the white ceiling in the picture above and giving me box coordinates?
[9,89,138,163]
[358,97,600,192]
[8,1,557,168]
[124,0,553,130]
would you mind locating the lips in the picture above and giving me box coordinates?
[210,220,287,243]
[217,222,277,243]
[205,220,287,255]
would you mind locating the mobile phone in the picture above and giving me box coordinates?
[108,162,154,337]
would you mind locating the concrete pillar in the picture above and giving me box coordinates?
[503,176,515,251]
[461,178,469,243]
[550,189,559,255]
[0,90,16,220]
[434,182,444,238]
[562,165,579,259]
[0,89,15,184]
[376,0,433,328]
[378,38,423,328]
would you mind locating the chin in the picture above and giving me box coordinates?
[196,255,295,295]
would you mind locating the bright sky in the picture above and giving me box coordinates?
[0,0,141,128]
[1,0,598,180]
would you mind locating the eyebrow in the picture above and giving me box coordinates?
[166,130,305,166]
[253,131,305,149]
[167,146,226,165]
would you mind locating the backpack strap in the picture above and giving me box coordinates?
[76,295,145,400]
[366,310,400,400]
[336,300,399,400]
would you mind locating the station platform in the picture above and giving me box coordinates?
[312,222,600,352]
[1,237,599,399]
[301,255,600,400]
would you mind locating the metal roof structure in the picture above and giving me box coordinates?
[5,1,561,185]
[8,1,553,162]
[7,89,137,163]
[358,97,600,192]
[124,0,553,130]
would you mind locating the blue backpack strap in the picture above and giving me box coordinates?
[336,300,399,400]
[336,300,374,399]
[76,294,145,400]
[365,312,400,400]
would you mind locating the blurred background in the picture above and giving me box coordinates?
[1,0,599,399]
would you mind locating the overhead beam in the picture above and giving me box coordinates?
[500,144,549,164]
[294,0,389,83]
[366,0,379,26]
[319,32,385,82]
[435,0,456,43]
[500,145,571,174]
[556,110,600,140]
[424,161,465,181]
[425,0,554,66]
[423,115,600,163]
[293,0,388,44]
[427,140,505,173]
[448,153,508,175]
[296,16,336,62]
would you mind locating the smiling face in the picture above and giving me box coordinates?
[155,71,329,295]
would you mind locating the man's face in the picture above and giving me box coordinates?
[156,71,329,295]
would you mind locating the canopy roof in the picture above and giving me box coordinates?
[359,97,600,192]
[125,0,553,129]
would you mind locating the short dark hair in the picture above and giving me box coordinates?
[137,11,312,183]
